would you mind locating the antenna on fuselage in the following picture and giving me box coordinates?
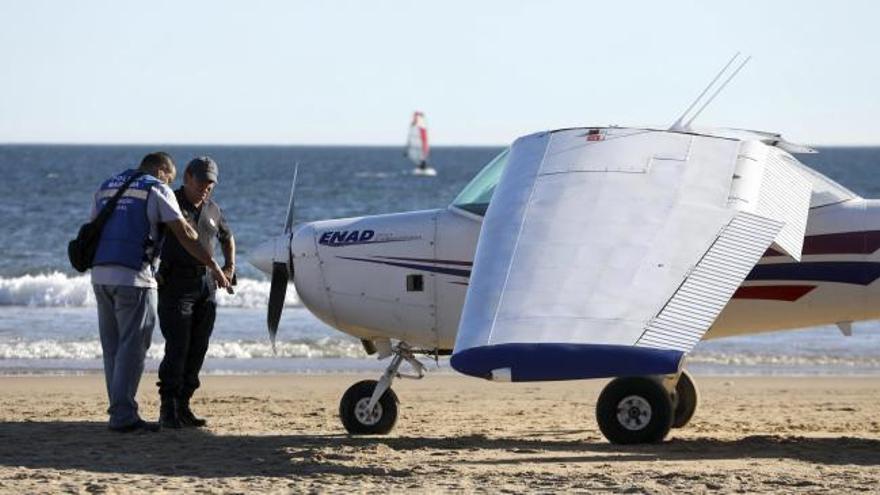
[669,52,751,132]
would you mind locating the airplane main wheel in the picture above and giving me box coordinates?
[596,376,673,444]
[672,369,699,428]
[339,380,399,435]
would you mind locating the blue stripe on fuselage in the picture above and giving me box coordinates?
[335,256,472,278]
[337,256,880,287]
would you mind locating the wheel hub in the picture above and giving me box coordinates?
[616,395,652,431]
[354,397,383,426]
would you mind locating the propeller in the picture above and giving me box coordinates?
[267,163,299,350]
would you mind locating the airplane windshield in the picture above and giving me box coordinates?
[451,149,510,216]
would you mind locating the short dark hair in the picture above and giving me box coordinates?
[139,152,175,174]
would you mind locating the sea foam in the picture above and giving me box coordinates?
[0,337,363,360]
[0,272,300,308]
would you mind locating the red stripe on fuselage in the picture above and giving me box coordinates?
[731,285,816,301]
[762,230,880,257]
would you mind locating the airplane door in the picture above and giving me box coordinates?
[433,209,483,350]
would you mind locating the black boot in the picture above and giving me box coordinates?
[159,395,182,429]
[177,397,207,427]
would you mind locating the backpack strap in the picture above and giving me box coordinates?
[93,171,146,230]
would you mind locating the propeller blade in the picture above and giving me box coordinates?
[267,164,299,351]
[283,163,299,235]
[267,261,289,351]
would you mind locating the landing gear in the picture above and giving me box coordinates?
[339,342,426,435]
[671,369,699,428]
[596,376,674,444]
[595,370,700,443]
[339,380,399,434]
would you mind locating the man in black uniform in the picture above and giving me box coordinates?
[157,156,236,428]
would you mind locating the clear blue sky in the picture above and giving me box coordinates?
[1,0,878,145]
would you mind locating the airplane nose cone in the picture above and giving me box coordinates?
[290,223,317,259]
[249,225,317,276]
[248,236,280,275]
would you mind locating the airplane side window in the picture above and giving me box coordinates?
[451,149,510,216]
[406,274,424,292]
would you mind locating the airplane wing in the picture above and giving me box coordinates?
[450,128,812,382]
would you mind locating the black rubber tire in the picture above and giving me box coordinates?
[672,369,699,429]
[596,376,674,444]
[339,380,399,435]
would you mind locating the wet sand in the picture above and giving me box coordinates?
[0,373,878,493]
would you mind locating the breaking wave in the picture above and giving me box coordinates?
[0,338,876,370]
[0,272,300,308]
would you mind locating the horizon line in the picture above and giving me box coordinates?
[0,141,511,148]
[2,140,880,148]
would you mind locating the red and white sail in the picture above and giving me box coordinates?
[406,111,430,166]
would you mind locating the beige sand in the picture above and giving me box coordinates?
[0,373,878,493]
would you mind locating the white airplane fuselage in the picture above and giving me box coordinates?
[260,197,880,351]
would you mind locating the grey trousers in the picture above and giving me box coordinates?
[93,284,156,428]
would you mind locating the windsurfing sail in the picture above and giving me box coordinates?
[406,111,430,168]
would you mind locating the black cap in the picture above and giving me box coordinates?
[186,156,219,183]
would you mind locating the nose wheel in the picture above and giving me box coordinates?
[339,380,399,434]
[339,342,425,435]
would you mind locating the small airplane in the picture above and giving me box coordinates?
[406,111,436,176]
[250,55,880,443]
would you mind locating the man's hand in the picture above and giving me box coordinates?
[222,264,235,283]
[209,261,231,290]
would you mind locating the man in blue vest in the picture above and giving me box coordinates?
[157,156,236,429]
[91,152,230,433]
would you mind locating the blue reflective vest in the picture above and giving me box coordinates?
[93,169,164,270]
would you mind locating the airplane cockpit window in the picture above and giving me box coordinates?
[451,149,510,216]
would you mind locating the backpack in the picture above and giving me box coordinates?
[68,171,145,273]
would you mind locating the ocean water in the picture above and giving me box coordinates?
[1,144,879,376]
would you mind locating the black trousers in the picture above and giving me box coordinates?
[157,274,216,399]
